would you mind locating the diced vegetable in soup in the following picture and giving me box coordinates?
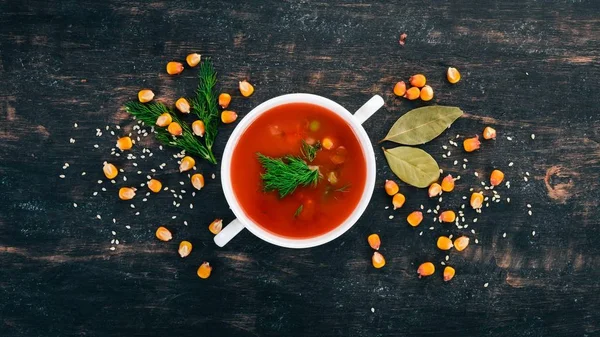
[230,103,367,238]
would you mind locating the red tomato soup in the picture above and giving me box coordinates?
[230,103,367,239]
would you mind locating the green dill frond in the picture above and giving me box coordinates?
[257,154,319,198]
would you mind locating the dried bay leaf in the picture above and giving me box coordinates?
[382,106,463,145]
[382,147,440,188]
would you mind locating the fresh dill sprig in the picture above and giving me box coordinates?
[123,58,220,164]
[293,204,304,218]
[257,154,319,198]
[124,101,216,164]
[334,184,351,192]
[190,58,219,154]
[300,140,321,162]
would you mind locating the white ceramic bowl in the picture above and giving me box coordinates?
[215,93,384,248]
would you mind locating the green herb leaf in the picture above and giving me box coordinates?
[301,140,321,162]
[382,147,440,188]
[382,106,463,145]
[124,102,217,164]
[294,204,303,218]
[334,184,351,192]
[258,154,319,198]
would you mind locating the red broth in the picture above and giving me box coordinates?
[230,102,367,239]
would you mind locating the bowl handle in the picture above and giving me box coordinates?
[353,95,384,124]
[214,218,245,247]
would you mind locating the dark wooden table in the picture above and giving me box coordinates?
[1,1,599,336]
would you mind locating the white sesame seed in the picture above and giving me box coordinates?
[524,177,528,182]
[506,197,511,203]
[532,231,536,236]
[429,227,434,230]
[474,172,479,177]
[73,203,77,207]
[526,171,530,176]
[506,136,513,141]
[388,215,394,219]
[130,204,135,209]
[439,169,443,174]
[96,215,102,219]
[445,255,449,261]
[438,197,443,202]
[125,225,131,229]
[184,221,188,226]
[111,239,115,244]
[503,233,506,238]
[473,218,478,222]
[475,238,479,243]
[179,181,185,185]
[484,283,489,288]
[442,154,447,158]
[527,204,532,208]
[447,151,451,156]
[419,231,423,236]
[463,164,467,169]
[93,144,99,148]
[190,203,194,209]
[93,192,98,196]
[531,134,535,140]
[212,173,216,179]
[528,210,532,216]
[110,247,116,251]
[172,215,177,219]
[59,174,66,178]
[69,138,76,143]
[453,160,458,165]
[509,162,514,167]
[132,163,138,167]
[97,180,103,184]
[135,212,139,215]
[442,145,448,150]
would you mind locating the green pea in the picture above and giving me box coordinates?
[309,120,320,132]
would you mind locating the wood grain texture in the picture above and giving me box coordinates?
[1,0,599,336]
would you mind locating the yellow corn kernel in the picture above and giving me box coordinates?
[483,126,497,140]
[454,236,470,251]
[368,234,381,250]
[148,179,162,193]
[155,226,172,242]
[103,163,118,179]
[178,240,192,258]
[191,173,205,190]
[138,89,154,103]
[440,210,456,223]
[443,266,456,281]
[327,171,338,185]
[221,110,238,124]
[470,192,484,209]
[116,136,133,151]
[393,81,406,97]
[192,120,205,137]
[407,211,423,227]
[420,85,434,101]
[239,80,254,97]
[118,187,136,200]
[167,122,183,136]
[437,236,454,250]
[372,251,386,269]
[156,113,172,127]
[447,67,461,84]
[417,262,435,278]
[208,218,223,234]
[175,97,191,113]
[441,174,455,192]
[392,193,406,210]
[218,93,231,109]
[490,169,505,186]
[409,74,427,88]
[384,179,399,196]
[428,182,442,197]
[179,156,195,172]
[166,61,184,75]
[403,86,420,100]
[463,136,481,152]
[186,53,201,67]
[197,261,212,279]
[322,137,334,150]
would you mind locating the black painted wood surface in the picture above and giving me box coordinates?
[1,1,599,336]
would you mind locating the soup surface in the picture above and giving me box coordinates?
[230,102,367,238]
